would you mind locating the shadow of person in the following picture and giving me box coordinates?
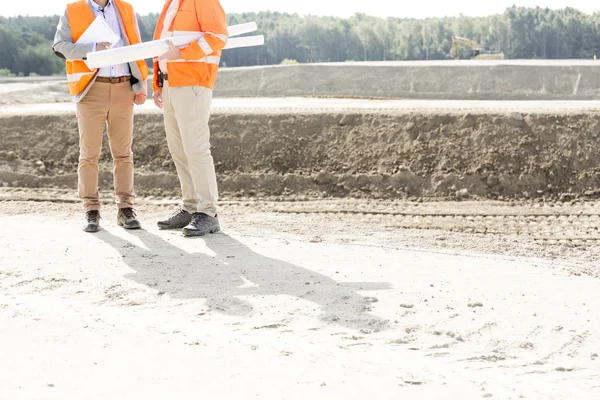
[95,229,392,331]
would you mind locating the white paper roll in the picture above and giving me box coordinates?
[86,39,172,69]
[223,35,265,50]
[228,21,258,37]
[86,22,263,69]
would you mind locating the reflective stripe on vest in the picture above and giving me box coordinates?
[168,56,221,64]
[67,71,96,82]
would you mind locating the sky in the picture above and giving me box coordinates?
[1,0,599,19]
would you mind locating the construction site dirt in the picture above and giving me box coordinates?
[1,63,599,399]
[2,102,600,202]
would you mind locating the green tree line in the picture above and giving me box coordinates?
[1,6,600,76]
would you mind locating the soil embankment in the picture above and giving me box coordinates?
[1,109,599,200]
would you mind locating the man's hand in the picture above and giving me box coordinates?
[134,94,146,105]
[159,40,182,61]
[153,89,163,109]
[96,42,112,51]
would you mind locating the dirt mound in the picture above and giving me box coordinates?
[0,78,70,105]
[215,61,600,100]
[1,110,600,200]
[4,61,600,105]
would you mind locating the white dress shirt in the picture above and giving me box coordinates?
[158,0,180,73]
[89,0,131,77]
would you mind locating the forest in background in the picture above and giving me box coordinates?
[1,6,599,76]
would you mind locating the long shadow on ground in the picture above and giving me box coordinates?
[95,229,392,331]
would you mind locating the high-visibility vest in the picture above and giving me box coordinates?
[152,0,228,90]
[65,0,149,96]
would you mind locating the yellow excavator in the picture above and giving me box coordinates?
[450,36,504,60]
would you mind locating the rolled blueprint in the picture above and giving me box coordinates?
[227,21,257,37]
[222,35,265,50]
[86,22,263,69]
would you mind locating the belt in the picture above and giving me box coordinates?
[95,76,131,84]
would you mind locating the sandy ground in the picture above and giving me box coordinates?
[1,67,599,398]
[0,79,70,105]
[0,200,599,399]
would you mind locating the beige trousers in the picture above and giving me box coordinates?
[76,81,135,212]
[162,81,218,217]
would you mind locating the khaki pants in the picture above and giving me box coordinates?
[162,81,218,217]
[76,81,135,212]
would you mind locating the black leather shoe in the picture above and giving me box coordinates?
[83,210,100,233]
[117,208,141,230]
[182,213,220,237]
[157,209,193,230]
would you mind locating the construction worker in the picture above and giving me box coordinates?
[153,0,228,237]
[53,0,149,233]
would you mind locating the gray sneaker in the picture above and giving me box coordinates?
[157,209,193,230]
[182,213,220,237]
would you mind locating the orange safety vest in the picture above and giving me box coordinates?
[65,0,149,96]
[152,0,228,90]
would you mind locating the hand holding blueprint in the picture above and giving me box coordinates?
[85,21,263,69]
[76,15,120,46]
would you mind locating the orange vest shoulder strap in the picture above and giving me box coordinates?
[113,0,140,46]
[66,0,96,42]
